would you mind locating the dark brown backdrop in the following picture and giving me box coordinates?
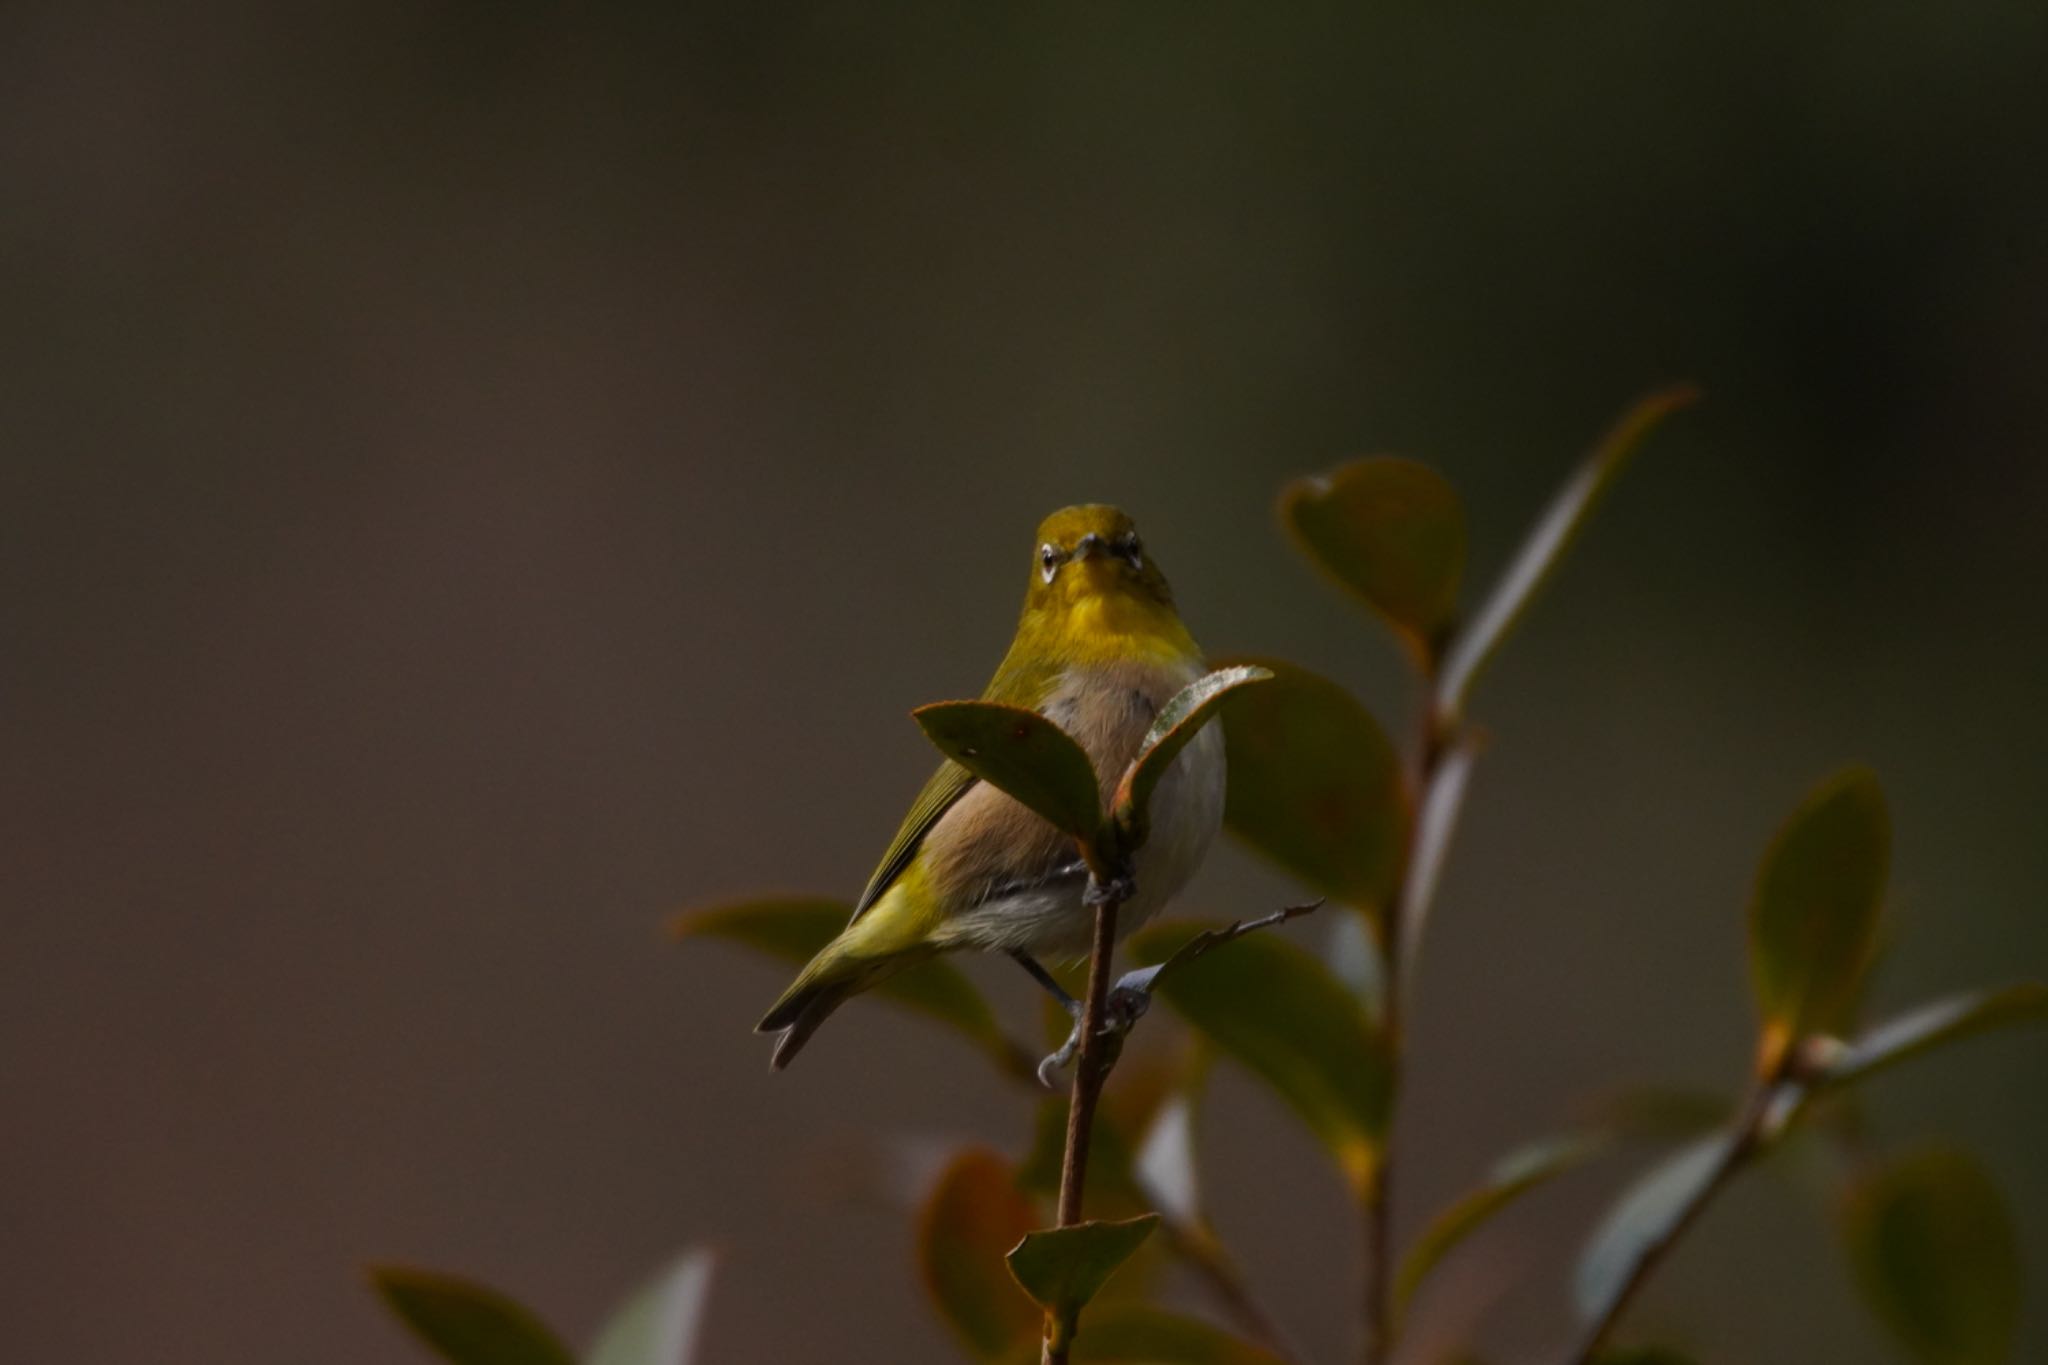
[5,5,2045,1362]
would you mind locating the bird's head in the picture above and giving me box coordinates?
[1026,504,1171,606]
[1014,505,1191,664]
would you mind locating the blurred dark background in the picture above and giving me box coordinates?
[4,4,2045,1362]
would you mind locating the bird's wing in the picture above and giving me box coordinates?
[848,644,1062,923]
[849,759,976,920]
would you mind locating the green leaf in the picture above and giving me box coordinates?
[1062,1303,1287,1363]
[914,700,1104,842]
[1747,767,1892,1070]
[1281,456,1466,654]
[1007,1216,1161,1353]
[919,1148,1043,1361]
[587,1250,716,1365]
[368,1265,578,1365]
[671,898,1012,1065]
[1115,665,1273,844]
[1436,384,1697,718]
[1212,655,1409,925]
[1574,1134,1735,1324]
[1820,982,2048,1094]
[1130,919,1385,1193]
[1395,1133,1605,1321]
[1838,1147,2021,1365]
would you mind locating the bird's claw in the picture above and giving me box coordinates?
[1033,969,1157,1088]
[1036,1032,1079,1088]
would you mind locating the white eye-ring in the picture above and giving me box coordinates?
[1039,543,1063,583]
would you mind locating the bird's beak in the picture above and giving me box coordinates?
[1074,532,1109,561]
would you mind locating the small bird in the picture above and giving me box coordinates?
[758,504,1225,1070]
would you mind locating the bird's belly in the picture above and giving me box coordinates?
[943,718,1226,959]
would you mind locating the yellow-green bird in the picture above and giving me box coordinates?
[758,504,1225,1070]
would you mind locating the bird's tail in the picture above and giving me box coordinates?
[755,930,930,1071]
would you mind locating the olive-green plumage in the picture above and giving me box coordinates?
[757,505,1225,1069]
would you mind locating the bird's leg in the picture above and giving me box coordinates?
[1014,951,1087,1088]
[1035,859,1151,1087]
[1008,951,1081,1018]
[1038,974,1152,1089]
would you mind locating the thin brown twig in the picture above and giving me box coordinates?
[1043,886,1123,1365]
[1361,695,1457,1365]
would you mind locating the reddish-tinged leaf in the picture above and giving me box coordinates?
[919,1149,1042,1362]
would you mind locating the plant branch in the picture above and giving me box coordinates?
[1043,878,1124,1365]
[1562,1071,1804,1363]
[988,940,1304,1358]
[1363,679,1481,1365]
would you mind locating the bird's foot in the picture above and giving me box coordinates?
[1033,967,1158,1088]
[1036,1032,1079,1088]
[1083,869,1137,907]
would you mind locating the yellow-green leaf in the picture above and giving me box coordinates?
[1435,385,1697,718]
[672,898,1012,1065]
[919,1148,1043,1362]
[1838,1147,2020,1365]
[368,1265,577,1365]
[1213,655,1408,926]
[1747,767,1891,1071]
[1281,456,1465,654]
[587,1250,716,1365]
[1395,1134,1604,1322]
[1115,666,1272,845]
[1820,983,2048,1094]
[1007,1216,1161,1353]
[1130,920,1386,1193]
[914,700,1103,842]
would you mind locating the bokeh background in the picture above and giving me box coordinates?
[5,5,2046,1362]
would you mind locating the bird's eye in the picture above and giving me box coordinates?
[1039,543,1063,583]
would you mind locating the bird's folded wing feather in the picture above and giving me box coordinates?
[850,650,1062,923]
[849,760,976,920]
